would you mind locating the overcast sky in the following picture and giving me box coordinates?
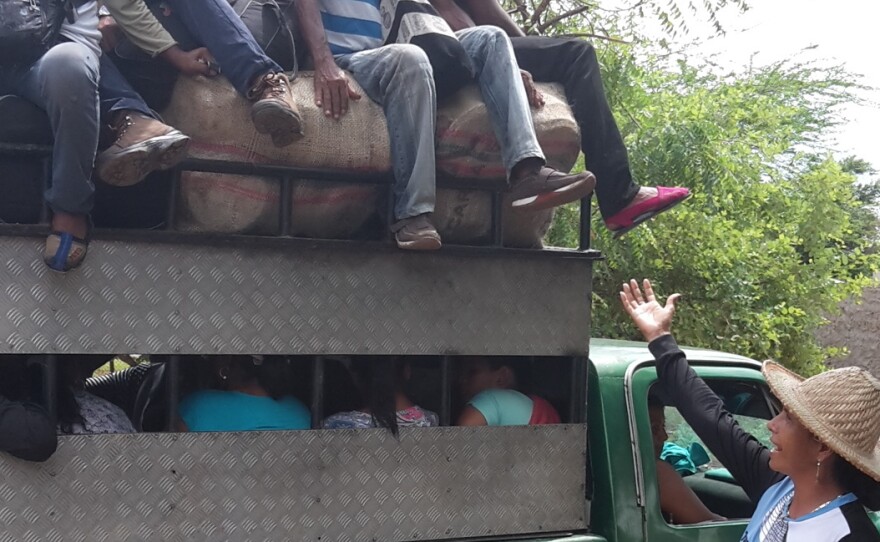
[617,0,879,171]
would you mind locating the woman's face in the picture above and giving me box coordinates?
[767,409,821,476]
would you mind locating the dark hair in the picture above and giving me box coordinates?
[831,455,880,511]
[350,357,404,436]
[485,358,531,392]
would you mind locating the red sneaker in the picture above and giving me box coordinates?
[604,186,690,238]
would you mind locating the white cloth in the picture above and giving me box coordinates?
[59,1,102,57]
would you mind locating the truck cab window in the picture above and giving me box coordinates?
[651,379,776,522]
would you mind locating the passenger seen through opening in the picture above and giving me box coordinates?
[457,357,559,426]
[177,355,310,432]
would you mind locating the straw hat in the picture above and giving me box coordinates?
[762,361,880,482]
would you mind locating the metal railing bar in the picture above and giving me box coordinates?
[0,222,603,260]
[42,354,57,428]
[311,356,325,429]
[491,191,504,247]
[165,355,180,431]
[579,195,592,252]
[165,169,181,231]
[279,174,293,236]
[440,356,452,426]
[39,157,52,225]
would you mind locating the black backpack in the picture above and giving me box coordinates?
[0,0,87,65]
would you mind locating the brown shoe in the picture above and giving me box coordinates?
[248,72,304,147]
[509,167,596,212]
[391,214,442,251]
[96,111,190,187]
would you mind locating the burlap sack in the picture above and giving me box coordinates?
[436,83,580,179]
[164,74,580,247]
[176,172,380,238]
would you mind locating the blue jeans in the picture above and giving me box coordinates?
[150,0,281,96]
[100,55,154,120]
[0,43,100,215]
[337,26,545,220]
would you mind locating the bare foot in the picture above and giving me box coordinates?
[51,212,88,239]
[623,186,658,209]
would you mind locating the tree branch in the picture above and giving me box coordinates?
[536,5,592,34]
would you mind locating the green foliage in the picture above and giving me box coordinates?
[546,45,879,375]
[499,0,748,38]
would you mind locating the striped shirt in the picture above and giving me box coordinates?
[319,0,384,55]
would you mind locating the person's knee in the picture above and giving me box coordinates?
[564,38,598,65]
[385,44,432,76]
[39,43,99,98]
[473,25,509,44]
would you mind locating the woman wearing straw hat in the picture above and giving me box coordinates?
[620,278,880,541]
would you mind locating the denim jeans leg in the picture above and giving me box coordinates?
[510,37,640,218]
[163,0,281,96]
[456,26,544,178]
[336,45,436,220]
[16,43,100,216]
[100,55,155,120]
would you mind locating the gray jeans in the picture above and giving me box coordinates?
[0,42,100,216]
[337,26,545,220]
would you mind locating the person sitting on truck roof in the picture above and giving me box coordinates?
[429,0,691,238]
[622,278,880,541]
[177,355,310,432]
[0,358,57,461]
[98,0,303,151]
[456,357,560,426]
[649,394,725,524]
[295,0,596,251]
[323,357,438,434]
[0,1,190,272]
[56,356,137,435]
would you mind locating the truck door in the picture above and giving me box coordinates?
[628,363,775,542]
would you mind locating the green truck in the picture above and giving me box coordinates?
[1,91,877,541]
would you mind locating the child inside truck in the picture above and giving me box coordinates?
[456,357,560,426]
[323,357,438,434]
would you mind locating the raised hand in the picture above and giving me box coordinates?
[619,279,680,343]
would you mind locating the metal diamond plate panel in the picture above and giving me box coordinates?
[0,425,587,542]
[0,237,592,356]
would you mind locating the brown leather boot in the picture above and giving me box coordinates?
[248,72,304,148]
[96,111,190,187]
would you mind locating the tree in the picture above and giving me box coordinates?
[500,0,749,38]
[545,43,878,375]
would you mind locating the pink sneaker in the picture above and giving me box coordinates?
[604,186,691,238]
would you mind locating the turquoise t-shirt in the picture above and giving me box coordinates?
[179,390,311,432]
[468,388,533,426]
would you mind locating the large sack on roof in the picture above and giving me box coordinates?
[163,74,580,247]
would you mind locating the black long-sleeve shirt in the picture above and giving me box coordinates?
[648,334,784,503]
[0,395,57,462]
[648,335,880,541]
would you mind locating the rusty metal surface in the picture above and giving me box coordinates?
[0,237,592,356]
[0,425,588,541]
